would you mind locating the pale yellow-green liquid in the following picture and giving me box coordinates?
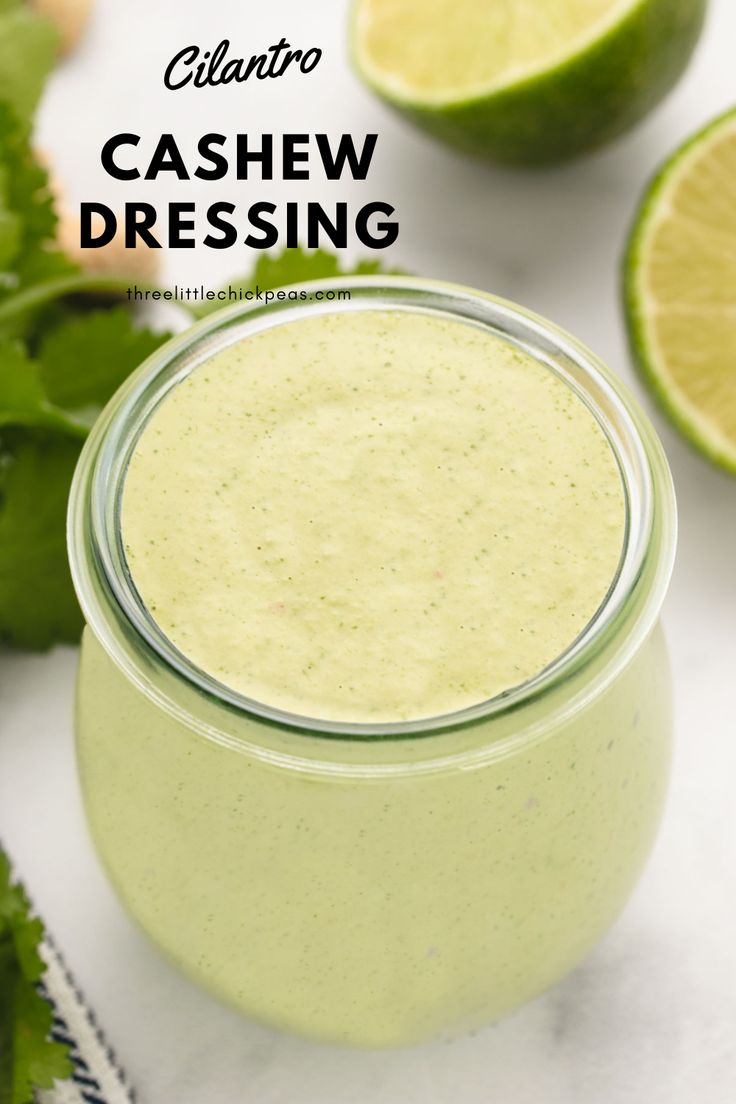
[76,306,671,1047]
[121,310,625,721]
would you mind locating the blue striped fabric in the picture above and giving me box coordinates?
[36,937,135,1104]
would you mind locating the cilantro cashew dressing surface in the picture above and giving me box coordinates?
[121,309,625,722]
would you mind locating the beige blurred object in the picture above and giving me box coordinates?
[57,210,161,282]
[35,148,161,283]
[30,0,94,54]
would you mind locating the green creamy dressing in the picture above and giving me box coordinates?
[121,309,625,721]
[79,307,672,1046]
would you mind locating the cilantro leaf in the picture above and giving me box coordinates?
[0,206,20,273]
[246,247,403,291]
[0,311,170,648]
[246,247,347,290]
[38,307,168,409]
[0,430,83,647]
[0,273,145,346]
[0,4,58,130]
[0,848,72,1104]
[191,246,405,318]
[9,250,77,304]
[0,341,90,436]
[0,101,73,317]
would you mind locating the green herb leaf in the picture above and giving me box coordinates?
[0,101,73,318]
[0,848,72,1104]
[0,4,58,130]
[0,309,171,648]
[247,247,348,289]
[0,430,83,648]
[0,205,21,273]
[0,341,90,436]
[247,248,403,291]
[0,273,150,345]
[38,307,168,409]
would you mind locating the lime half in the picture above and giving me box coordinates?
[625,107,736,475]
[352,0,707,165]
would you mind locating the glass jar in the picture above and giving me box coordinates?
[68,279,677,1047]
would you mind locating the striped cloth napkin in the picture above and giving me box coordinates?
[36,938,135,1104]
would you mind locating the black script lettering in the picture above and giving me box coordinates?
[164,45,198,90]
[300,48,321,73]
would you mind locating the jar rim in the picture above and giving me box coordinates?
[68,276,677,741]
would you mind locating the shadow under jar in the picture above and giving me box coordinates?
[68,279,676,1047]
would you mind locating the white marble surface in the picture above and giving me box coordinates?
[2,1,736,1100]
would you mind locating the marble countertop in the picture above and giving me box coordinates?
[2,1,736,1100]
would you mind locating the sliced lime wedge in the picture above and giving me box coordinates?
[625,107,736,475]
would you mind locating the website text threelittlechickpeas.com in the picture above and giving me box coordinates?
[127,284,353,306]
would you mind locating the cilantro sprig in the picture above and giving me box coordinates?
[0,89,174,648]
[0,1,58,132]
[0,306,173,648]
[0,12,95,1104]
[0,848,72,1104]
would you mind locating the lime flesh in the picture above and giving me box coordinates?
[353,0,708,164]
[357,0,633,101]
[625,107,736,475]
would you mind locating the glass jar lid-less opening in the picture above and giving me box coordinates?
[67,278,677,758]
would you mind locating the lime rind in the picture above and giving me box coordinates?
[624,105,736,476]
